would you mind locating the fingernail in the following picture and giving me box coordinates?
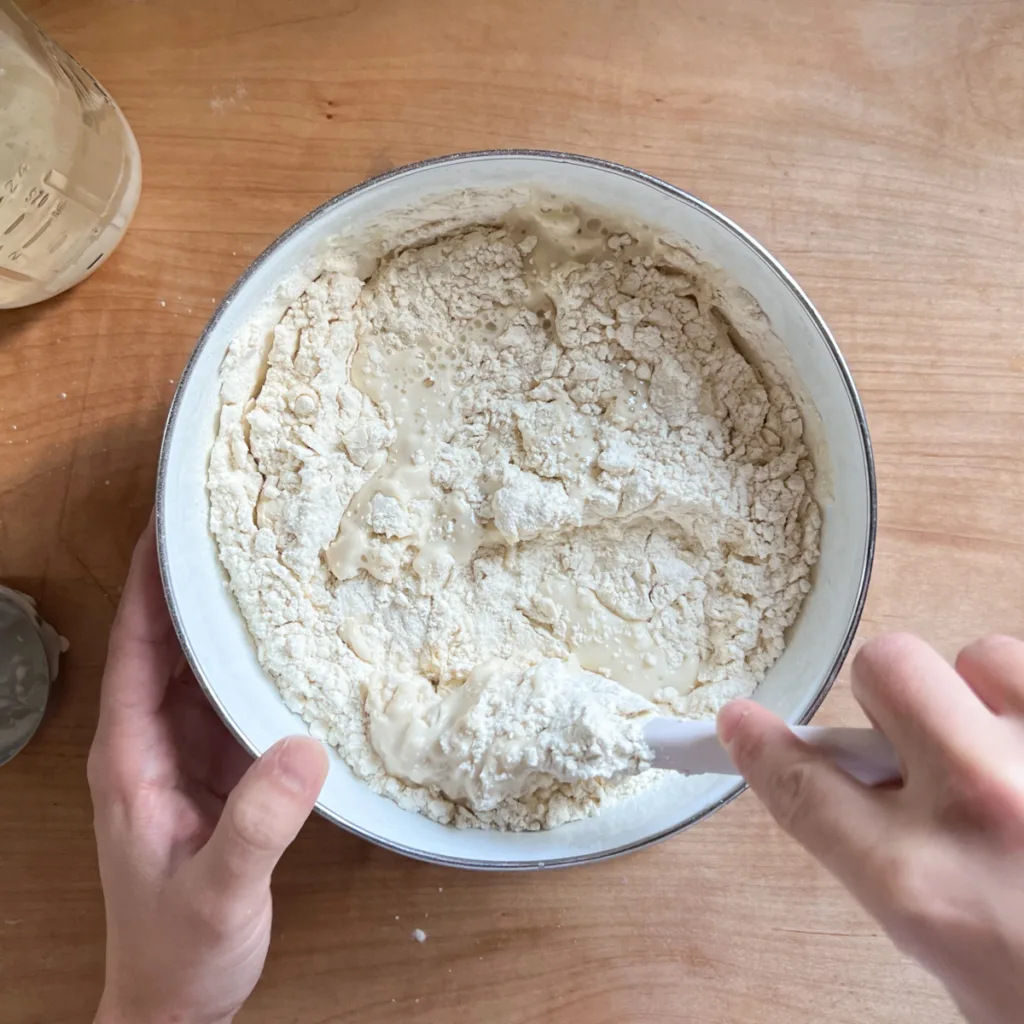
[274,736,329,794]
[717,702,751,746]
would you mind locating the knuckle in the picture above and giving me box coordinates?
[728,713,771,772]
[86,730,132,799]
[184,851,270,938]
[872,842,985,960]
[85,744,106,797]
[86,741,132,809]
[228,791,282,855]
[99,758,135,806]
[187,879,234,935]
[766,760,821,836]
[938,762,1024,837]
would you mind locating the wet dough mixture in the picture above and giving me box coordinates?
[209,195,821,831]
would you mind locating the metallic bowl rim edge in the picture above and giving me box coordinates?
[155,148,878,872]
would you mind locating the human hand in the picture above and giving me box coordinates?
[88,517,329,1024]
[718,633,1024,1024]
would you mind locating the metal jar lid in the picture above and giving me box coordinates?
[0,587,66,767]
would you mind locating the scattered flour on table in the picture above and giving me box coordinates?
[208,195,821,831]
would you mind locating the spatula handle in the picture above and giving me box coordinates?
[644,719,902,786]
[790,726,902,786]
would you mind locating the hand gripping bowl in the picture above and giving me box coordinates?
[156,151,876,870]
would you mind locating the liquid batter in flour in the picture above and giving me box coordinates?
[208,193,821,831]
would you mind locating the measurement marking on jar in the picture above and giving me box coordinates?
[23,219,52,249]
[2,166,27,198]
[1,2,140,308]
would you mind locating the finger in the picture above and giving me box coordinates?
[955,635,1024,718]
[190,737,328,904]
[852,634,992,773]
[165,670,253,799]
[718,701,890,882]
[204,709,255,800]
[102,514,178,723]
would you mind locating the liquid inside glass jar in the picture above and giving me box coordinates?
[0,1,141,309]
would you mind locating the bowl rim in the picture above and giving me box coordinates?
[156,149,878,871]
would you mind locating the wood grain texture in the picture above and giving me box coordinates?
[2,0,1022,1020]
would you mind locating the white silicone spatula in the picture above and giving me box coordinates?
[642,717,902,786]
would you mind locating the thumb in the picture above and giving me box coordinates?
[193,736,329,903]
[717,700,886,878]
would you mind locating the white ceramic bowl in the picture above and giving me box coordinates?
[157,151,876,870]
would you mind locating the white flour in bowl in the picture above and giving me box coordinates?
[208,195,821,831]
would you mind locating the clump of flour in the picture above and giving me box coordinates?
[367,656,657,813]
[208,195,821,831]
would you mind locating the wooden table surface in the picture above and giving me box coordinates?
[3,0,1023,1020]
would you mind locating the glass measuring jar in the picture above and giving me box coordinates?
[0,1,141,309]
